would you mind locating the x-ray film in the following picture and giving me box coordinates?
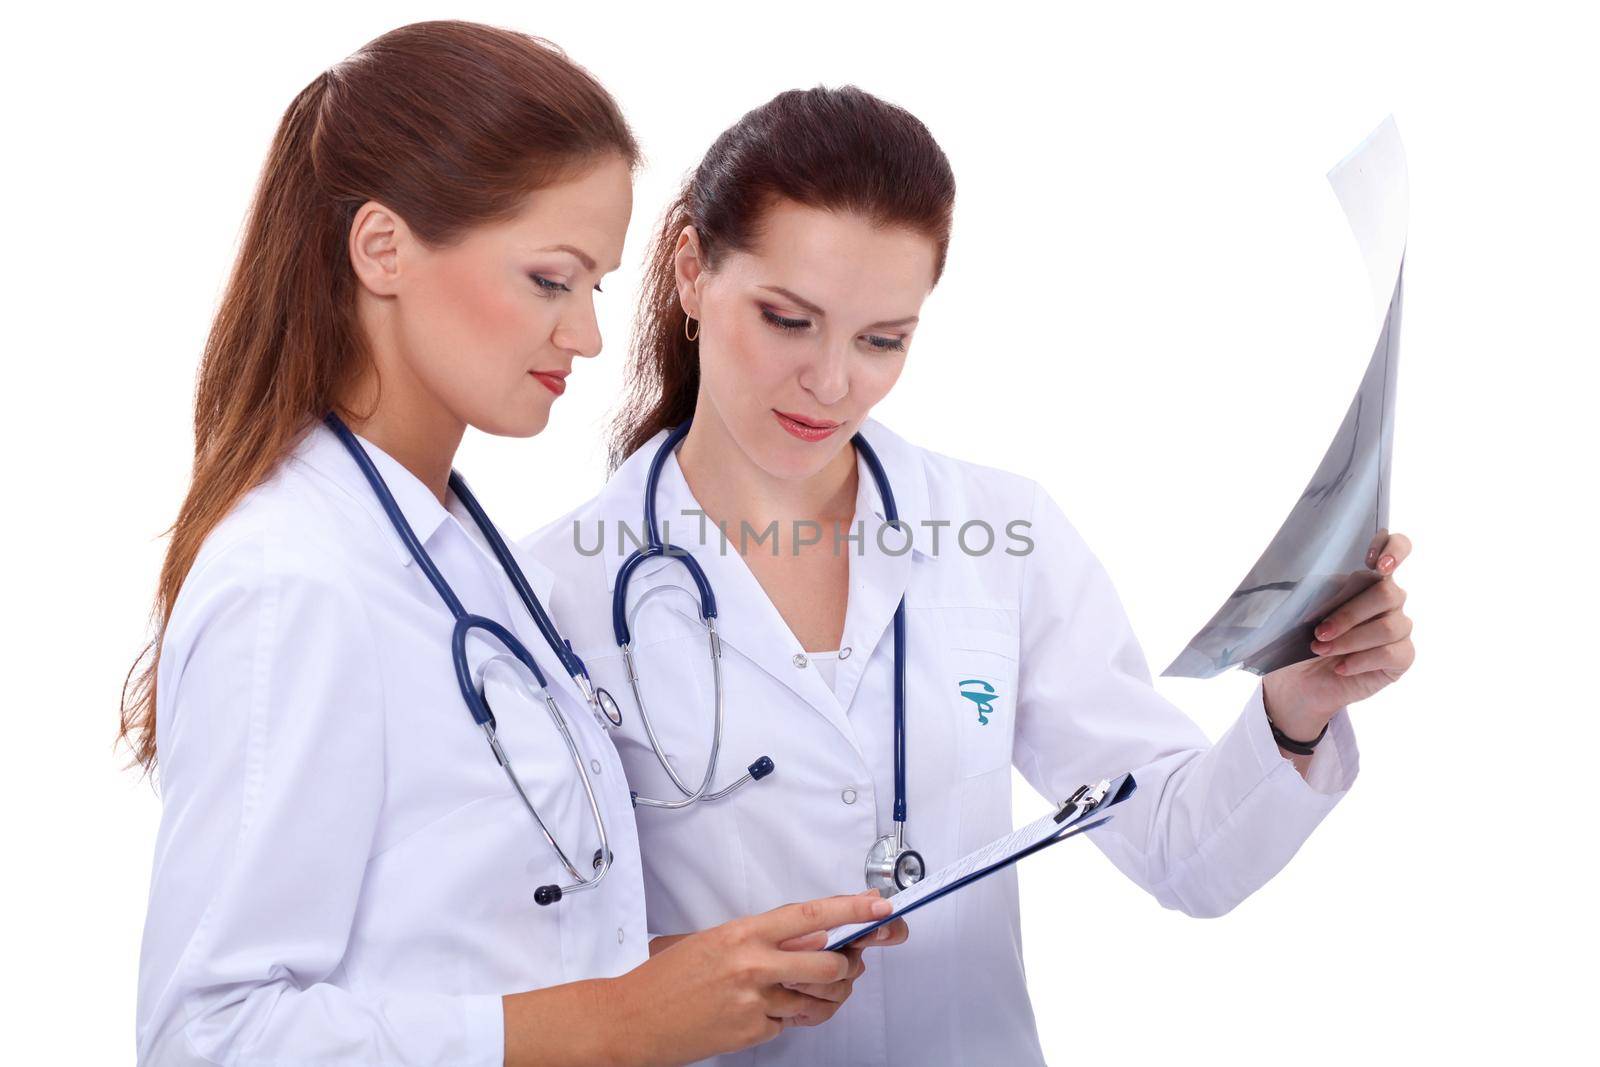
[1163,116,1407,680]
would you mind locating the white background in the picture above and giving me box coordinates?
[5,2,1595,1062]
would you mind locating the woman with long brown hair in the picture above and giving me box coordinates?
[128,23,901,1066]
[525,85,1417,1064]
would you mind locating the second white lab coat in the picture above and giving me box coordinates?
[138,425,648,1065]
[523,418,1359,1067]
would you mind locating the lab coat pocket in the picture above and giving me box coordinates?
[944,625,1019,778]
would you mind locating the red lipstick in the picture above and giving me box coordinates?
[774,410,841,442]
[530,370,567,397]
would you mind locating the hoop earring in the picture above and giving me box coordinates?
[684,316,700,342]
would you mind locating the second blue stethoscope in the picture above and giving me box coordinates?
[615,421,927,893]
[326,412,622,907]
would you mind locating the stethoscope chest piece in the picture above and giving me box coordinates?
[593,686,624,729]
[865,833,926,894]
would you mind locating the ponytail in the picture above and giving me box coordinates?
[119,71,362,775]
[611,189,701,470]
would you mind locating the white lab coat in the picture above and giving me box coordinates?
[137,424,648,1066]
[523,419,1359,1067]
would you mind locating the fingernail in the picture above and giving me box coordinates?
[1379,555,1395,570]
[1311,640,1328,654]
[1316,625,1333,640]
[871,898,893,916]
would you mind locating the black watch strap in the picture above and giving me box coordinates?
[1267,713,1329,756]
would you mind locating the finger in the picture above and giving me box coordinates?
[753,894,893,943]
[1370,531,1413,575]
[785,948,864,988]
[785,1005,841,1030]
[765,947,852,986]
[762,985,824,1022]
[783,976,857,1004]
[1316,579,1406,642]
[1365,528,1389,569]
[781,997,842,1030]
[776,931,828,952]
[866,918,910,947]
[1335,637,1415,677]
[1310,610,1412,658]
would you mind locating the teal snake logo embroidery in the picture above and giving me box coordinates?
[959,678,998,725]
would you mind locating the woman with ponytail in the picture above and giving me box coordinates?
[130,24,898,1066]
[525,86,1417,1065]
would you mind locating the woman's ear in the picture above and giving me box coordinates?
[672,225,705,319]
[348,201,408,297]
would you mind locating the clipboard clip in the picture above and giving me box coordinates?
[1053,778,1112,824]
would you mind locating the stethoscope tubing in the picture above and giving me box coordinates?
[619,421,909,836]
[850,430,910,827]
[324,412,611,903]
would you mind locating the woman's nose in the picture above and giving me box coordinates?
[799,343,849,405]
[553,295,603,358]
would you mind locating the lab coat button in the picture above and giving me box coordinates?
[590,759,602,775]
[617,927,626,943]
[792,653,809,669]
[841,788,858,805]
[838,646,852,659]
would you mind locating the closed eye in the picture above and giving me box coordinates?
[531,274,572,294]
[865,335,906,352]
[761,307,811,331]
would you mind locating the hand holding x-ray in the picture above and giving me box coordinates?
[1164,117,1416,721]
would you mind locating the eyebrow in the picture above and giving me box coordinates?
[541,244,598,272]
[758,285,919,330]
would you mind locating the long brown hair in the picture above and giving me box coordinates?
[120,21,639,774]
[610,85,956,469]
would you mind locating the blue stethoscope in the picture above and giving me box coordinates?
[615,422,927,892]
[326,413,622,907]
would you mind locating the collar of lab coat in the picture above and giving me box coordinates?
[291,422,558,607]
[596,417,932,595]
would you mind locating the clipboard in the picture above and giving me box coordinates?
[826,772,1137,950]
